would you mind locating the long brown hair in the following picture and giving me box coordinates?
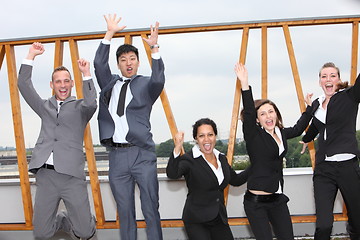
[240,99,284,129]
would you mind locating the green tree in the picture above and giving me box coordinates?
[156,139,174,157]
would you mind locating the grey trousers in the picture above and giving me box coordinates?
[33,168,96,239]
[108,145,163,240]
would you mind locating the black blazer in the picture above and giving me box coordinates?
[242,87,313,193]
[303,73,360,164]
[166,148,248,224]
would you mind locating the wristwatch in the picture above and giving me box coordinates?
[150,44,160,49]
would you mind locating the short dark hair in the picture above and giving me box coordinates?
[192,118,218,139]
[116,44,139,63]
[240,99,284,129]
[52,66,72,81]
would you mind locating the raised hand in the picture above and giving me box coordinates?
[234,62,249,90]
[104,14,126,40]
[77,58,91,77]
[27,42,45,60]
[174,131,185,155]
[305,93,313,106]
[142,22,160,51]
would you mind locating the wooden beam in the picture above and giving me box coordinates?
[282,25,306,112]
[124,34,133,45]
[0,212,349,230]
[54,40,64,69]
[68,39,106,226]
[2,16,360,46]
[5,44,33,227]
[351,21,359,85]
[261,26,268,99]
[0,45,5,69]
[224,27,249,204]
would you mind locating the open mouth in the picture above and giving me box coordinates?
[325,83,333,91]
[265,119,273,126]
[203,143,212,151]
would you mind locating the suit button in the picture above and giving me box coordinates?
[54,139,58,141]
[216,198,219,202]
[56,123,59,126]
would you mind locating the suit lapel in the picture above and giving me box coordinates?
[195,154,219,185]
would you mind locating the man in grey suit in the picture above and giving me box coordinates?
[94,14,164,240]
[18,42,97,240]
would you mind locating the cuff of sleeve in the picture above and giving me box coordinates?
[102,39,111,45]
[83,76,92,81]
[23,59,33,66]
[151,52,161,60]
[173,150,180,158]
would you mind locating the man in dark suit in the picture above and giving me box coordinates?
[94,14,164,240]
[18,42,97,240]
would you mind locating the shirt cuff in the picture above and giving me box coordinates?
[173,150,180,158]
[83,76,92,81]
[23,59,33,66]
[151,52,161,60]
[102,39,111,45]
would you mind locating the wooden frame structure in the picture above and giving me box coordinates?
[0,15,359,230]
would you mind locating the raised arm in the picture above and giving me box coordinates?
[166,131,187,179]
[77,58,97,120]
[17,42,46,116]
[173,131,185,156]
[78,58,91,78]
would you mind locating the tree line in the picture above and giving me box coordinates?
[155,130,360,170]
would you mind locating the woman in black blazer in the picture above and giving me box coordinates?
[301,62,360,240]
[235,63,313,240]
[166,118,249,240]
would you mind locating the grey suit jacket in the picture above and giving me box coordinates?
[18,64,97,179]
[94,42,165,152]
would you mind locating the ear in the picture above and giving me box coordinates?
[50,81,54,90]
[256,118,259,123]
[71,80,74,88]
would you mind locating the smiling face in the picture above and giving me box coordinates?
[50,70,74,101]
[117,52,140,78]
[319,67,341,98]
[195,124,217,155]
[256,103,278,133]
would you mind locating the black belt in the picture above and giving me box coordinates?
[112,142,135,148]
[244,190,281,203]
[41,164,55,170]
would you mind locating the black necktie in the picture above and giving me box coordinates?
[117,80,130,117]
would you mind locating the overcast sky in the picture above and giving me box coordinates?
[1,0,360,148]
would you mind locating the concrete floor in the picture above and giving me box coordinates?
[0,221,350,240]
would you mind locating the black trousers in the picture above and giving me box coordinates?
[244,191,294,240]
[184,214,234,240]
[313,158,360,240]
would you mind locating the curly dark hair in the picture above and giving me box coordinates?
[192,118,218,139]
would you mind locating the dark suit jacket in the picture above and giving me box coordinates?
[303,73,360,164]
[94,42,165,152]
[242,87,313,193]
[166,148,248,224]
[17,64,97,179]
